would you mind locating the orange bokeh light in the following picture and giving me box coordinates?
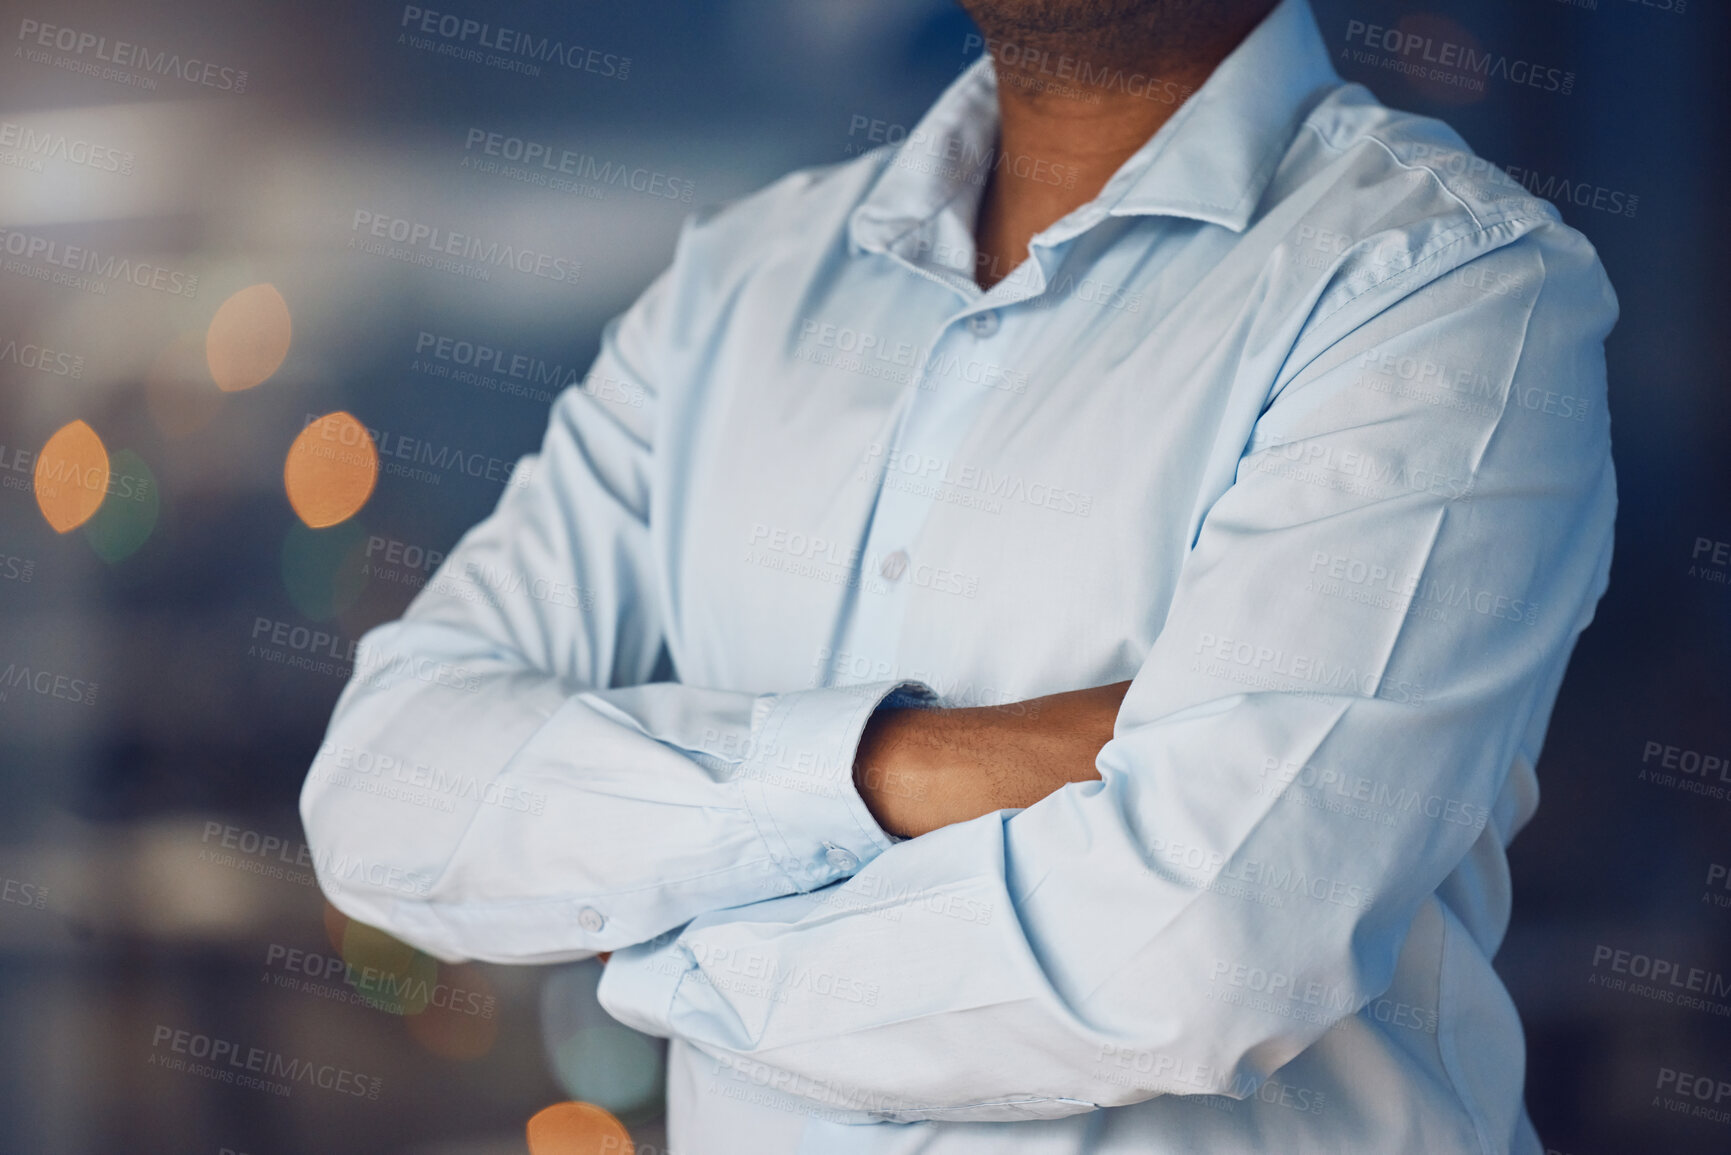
[207,283,292,392]
[284,411,377,528]
[526,1102,633,1155]
[33,420,110,533]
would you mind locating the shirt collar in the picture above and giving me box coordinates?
[848,0,1340,258]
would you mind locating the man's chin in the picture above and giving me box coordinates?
[955,0,1161,38]
[954,0,1270,63]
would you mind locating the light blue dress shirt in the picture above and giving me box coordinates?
[301,1,1617,1151]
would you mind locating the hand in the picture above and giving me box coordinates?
[854,680,1133,839]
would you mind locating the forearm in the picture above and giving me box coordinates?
[852,681,1130,838]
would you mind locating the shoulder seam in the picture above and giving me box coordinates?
[1300,120,1485,231]
[1362,134,1485,230]
[1305,209,1551,342]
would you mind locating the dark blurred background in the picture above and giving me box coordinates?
[0,1,1726,1152]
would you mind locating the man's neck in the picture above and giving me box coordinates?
[970,6,1274,290]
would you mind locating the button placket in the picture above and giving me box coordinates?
[837,308,1009,681]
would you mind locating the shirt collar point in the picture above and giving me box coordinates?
[1101,0,1337,232]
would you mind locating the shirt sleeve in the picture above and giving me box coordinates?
[298,217,921,965]
[595,219,1619,1122]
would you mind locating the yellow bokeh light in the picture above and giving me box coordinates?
[406,963,499,1060]
[332,915,437,1015]
[33,419,110,533]
[339,918,417,983]
[207,282,292,392]
[284,411,377,528]
[322,900,350,954]
[527,1102,633,1155]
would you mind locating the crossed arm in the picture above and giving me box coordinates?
[853,681,1129,839]
[589,681,1127,961]
[302,219,1616,1121]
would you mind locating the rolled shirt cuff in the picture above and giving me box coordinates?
[594,933,687,1039]
[734,679,936,891]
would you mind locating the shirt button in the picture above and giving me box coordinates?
[577,906,605,933]
[967,310,999,337]
[879,550,909,581]
[824,845,859,872]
